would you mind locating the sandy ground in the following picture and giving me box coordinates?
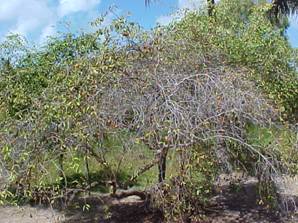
[0,205,64,223]
[0,196,161,223]
[1,175,298,223]
[0,194,297,223]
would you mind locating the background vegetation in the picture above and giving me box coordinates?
[0,0,297,221]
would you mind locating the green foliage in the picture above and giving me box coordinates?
[247,124,298,174]
[0,14,136,204]
[171,0,297,119]
[0,1,297,221]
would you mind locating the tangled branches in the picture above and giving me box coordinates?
[0,6,297,221]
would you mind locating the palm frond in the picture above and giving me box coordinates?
[145,0,152,7]
[271,0,298,16]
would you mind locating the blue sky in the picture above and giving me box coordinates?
[0,0,297,47]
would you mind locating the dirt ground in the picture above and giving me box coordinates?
[0,193,297,223]
[1,176,298,223]
[0,205,64,223]
[0,195,161,223]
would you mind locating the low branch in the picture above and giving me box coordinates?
[111,190,148,200]
[129,158,159,182]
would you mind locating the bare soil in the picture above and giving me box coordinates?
[0,205,64,223]
[1,176,298,223]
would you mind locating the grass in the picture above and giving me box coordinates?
[32,147,183,197]
[246,123,298,174]
[15,124,297,201]
[29,131,181,193]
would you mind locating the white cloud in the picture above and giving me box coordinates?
[178,0,207,10]
[156,0,223,26]
[0,0,55,36]
[156,0,208,26]
[0,0,101,42]
[39,23,56,44]
[58,0,101,17]
[156,15,175,26]
[11,19,41,37]
[0,0,22,21]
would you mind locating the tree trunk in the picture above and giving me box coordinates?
[158,150,168,183]
[207,0,215,16]
[59,153,67,187]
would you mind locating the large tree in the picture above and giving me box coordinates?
[145,0,298,17]
[271,0,298,16]
[145,0,216,15]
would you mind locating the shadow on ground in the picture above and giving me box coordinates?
[62,195,163,223]
[1,178,298,223]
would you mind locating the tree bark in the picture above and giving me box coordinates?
[207,0,215,16]
[158,149,168,183]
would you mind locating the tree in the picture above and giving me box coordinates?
[271,0,298,16]
[1,1,297,221]
[145,0,216,16]
[207,0,215,15]
[145,0,298,18]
